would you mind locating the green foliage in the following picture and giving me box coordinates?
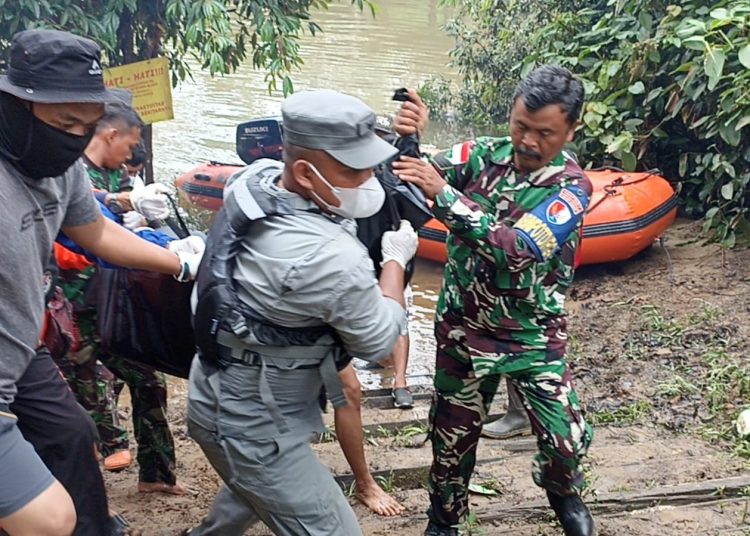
[432,0,750,243]
[429,0,605,125]
[588,400,653,426]
[0,0,374,94]
[520,0,750,245]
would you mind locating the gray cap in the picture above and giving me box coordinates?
[281,89,398,170]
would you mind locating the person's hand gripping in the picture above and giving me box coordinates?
[380,220,419,269]
[168,235,206,282]
[130,182,171,220]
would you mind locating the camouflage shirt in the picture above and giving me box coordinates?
[431,137,592,375]
[82,155,130,193]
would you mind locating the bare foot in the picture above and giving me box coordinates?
[354,479,405,517]
[137,481,190,496]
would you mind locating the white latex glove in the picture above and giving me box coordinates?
[168,235,206,282]
[380,220,419,269]
[122,210,147,231]
[130,182,171,220]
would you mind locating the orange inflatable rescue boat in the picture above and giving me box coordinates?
[175,118,677,267]
[415,169,678,265]
[177,166,677,266]
[175,162,240,213]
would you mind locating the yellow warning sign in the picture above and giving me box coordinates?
[103,57,173,124]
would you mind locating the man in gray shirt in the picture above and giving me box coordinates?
[186,89,418,535]
[0,30,204,536]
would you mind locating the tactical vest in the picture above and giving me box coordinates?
[193,159,348,425]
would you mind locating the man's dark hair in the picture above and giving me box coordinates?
[126,141,146,167]
[96,101,144,133]
[513,65,584,125]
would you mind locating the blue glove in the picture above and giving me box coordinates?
[513,184,589,262]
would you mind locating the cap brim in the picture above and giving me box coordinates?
[0,75,120,104]
[325,132,399,170]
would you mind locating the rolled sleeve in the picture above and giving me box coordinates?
[323,259,406,363]
[62,162,101,228]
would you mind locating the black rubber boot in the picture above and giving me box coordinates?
[424,521,458,536]
[546,490,595,536]
[482,378,531,439]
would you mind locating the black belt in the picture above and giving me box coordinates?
[218,346,320,370]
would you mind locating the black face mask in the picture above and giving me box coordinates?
[0,92,94,180]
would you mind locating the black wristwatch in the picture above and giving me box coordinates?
[104,193,126,215]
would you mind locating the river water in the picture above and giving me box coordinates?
[154,0,457,388]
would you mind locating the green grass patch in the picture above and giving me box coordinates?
[589,400,653,427]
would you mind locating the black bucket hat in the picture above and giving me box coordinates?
[0,29,117,104]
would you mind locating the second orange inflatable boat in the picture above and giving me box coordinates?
[416,169,677,265]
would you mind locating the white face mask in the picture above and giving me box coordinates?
[306,162,385,219]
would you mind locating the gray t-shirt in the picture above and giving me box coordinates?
[0,158,100,404]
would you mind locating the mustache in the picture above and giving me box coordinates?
[516,147,542,160]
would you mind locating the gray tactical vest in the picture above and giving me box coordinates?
[192,160,348,429]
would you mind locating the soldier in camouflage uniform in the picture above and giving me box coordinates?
[58,100,186,494]
[393,66,595,536]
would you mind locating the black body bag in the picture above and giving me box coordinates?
[96,268,195,379]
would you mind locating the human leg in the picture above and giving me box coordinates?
[226,432,363,536]
[426,323,501,530]
[188,417,362,536]
[392,284,413,408]
[335,364,404,516]
[102,354,184,493]
[0,480,75,536]
[510,358,594,535]
[10,349,113,535]
[481,376,531,439]
[390,334,413,408]
[52,351,130,459]
[0,409,75,536]
[186,419,260,536]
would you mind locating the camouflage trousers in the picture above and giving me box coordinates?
[53,354,129,455]
[427,320,593,527]
[99,353,177,485]
[55,350,177,485]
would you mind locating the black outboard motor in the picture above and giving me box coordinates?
[236,117,284,164]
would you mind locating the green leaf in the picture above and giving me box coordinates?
[720,182,734,200]
[645,88,663,104]
[675,18,706,38]
[583,111,602,129]
[678,153,688,177]
[736,116,750,130]
[709,8,729,19]
[624,118,644,131]
[721,230,736,249]
[739,45,750,70]
[628,81,646,95]
[468,483,498,496]
[621,150,637,172]
[682,36,706,51]
[705,48,726,91]
[606,132,634,154]
[719,119,741,146]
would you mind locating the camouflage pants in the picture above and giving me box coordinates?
[52,354,129,455]
[99,353,177,485]
[427,320,593,527]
